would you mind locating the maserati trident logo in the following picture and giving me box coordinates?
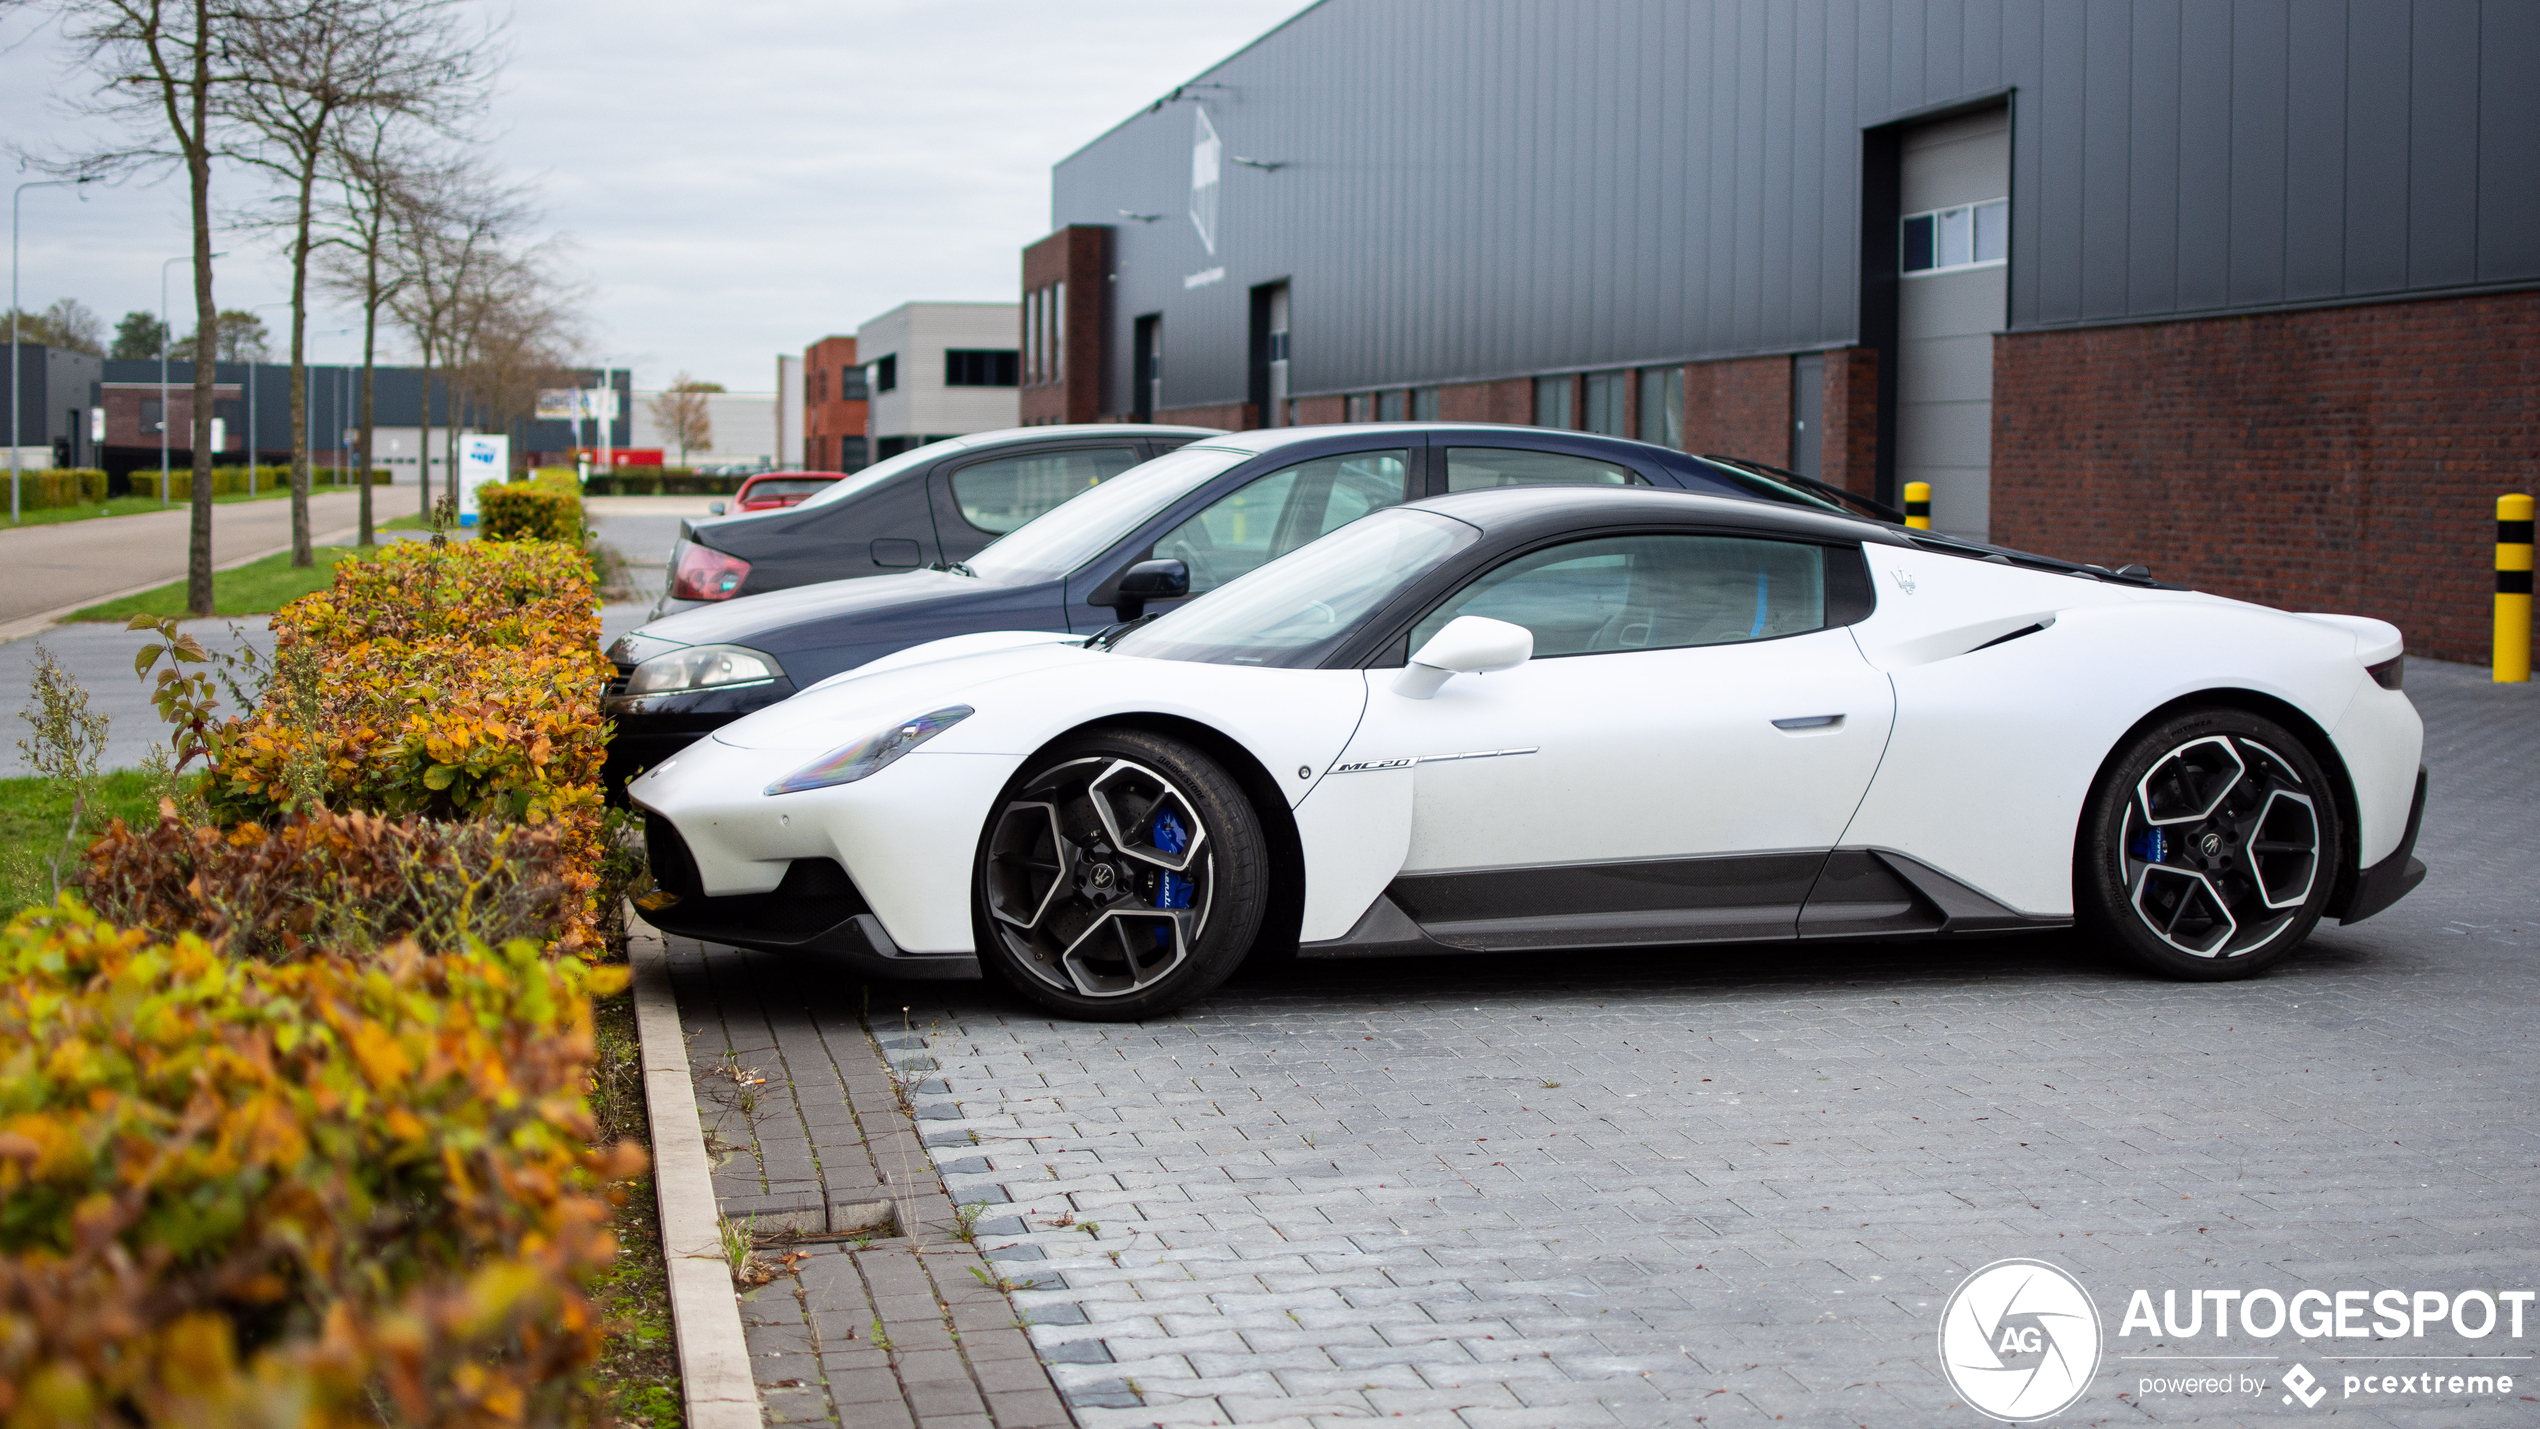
[1189,108,1221,255]
[1087,863,1116,890]
[1938,1259,2101,1422]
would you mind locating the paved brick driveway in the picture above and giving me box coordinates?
[685,658,2537,1427]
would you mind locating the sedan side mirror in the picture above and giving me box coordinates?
[707,501,727,515]
[1112,558,1189,622]
[1394,615,1533,699]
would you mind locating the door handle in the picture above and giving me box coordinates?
[1771,714,1844,730]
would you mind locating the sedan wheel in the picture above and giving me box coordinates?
[2079,709,2343,980]
[977,730,1267,1020]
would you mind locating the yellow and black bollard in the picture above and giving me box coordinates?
[2500,493,2534,683]
[1904,481,1932,530]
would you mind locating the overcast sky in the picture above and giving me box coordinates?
[0,0,1303,391]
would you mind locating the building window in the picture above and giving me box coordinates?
[141,399,164,433]
[1637,366,1682,449]
[1378,391,1405,422]
[872,354,897,393]
[946,349,1020,387]
[1412,388,1440,421]
[1052,282,1066,383]
[1582,371,1627,436]
[841,436,868,470]
[1346,393,1373,422]
[841,367,867,402]
[1532,375,1573,430]
[1901,198,2008,275]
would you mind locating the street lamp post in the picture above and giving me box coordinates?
[11,175,95,523]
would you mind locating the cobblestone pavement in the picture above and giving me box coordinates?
[660,932,1076,1429]
[678,659,2537,1427]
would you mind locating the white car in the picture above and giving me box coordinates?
[630,485,2427,1021]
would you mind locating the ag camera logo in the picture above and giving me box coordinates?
[1938,1259,2102,1422]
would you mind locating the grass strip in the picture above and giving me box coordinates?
[66,545,371,621]
[0,770,163,918]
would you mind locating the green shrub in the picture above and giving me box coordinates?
[477,482,582,543]
[6,469,109,511]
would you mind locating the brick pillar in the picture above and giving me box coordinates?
[1818,347,1880,500]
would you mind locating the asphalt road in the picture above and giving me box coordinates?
[0,489,374,632]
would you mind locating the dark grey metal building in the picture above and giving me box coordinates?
[1019,0,2539,661]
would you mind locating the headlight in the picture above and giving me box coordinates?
[625,643,785,696]
[766,705,973,795]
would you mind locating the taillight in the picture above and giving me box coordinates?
[670,542,752,601]
[2366,655,2404,691]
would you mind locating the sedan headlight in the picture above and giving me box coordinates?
[625,643,785,696]
[766,705,973,795]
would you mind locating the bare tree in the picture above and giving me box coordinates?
[315,113,441,545]
[385,158,529,515]
[40,0,236,614]
[650,373,715,466]
[221,0,492,565]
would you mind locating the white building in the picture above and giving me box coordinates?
[855,302,1019,459]
[630,389,780,471]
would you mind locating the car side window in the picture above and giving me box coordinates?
[1151,449,1410,595]
[1411,534,1829,658]
[951,447,1145,534]
[1445,447,1645,492]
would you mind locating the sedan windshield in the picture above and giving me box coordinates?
[967,446,1256,581]
[1110,507,1478,668]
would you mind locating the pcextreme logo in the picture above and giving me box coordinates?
[1938,1260,2102,1423]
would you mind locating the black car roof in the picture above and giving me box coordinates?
[1405,481,1906,546]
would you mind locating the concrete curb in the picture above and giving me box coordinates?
[628,919,765,1429]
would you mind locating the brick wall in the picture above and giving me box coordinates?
[802,336,862,471]
[1154,402,1257,430]
[1432,379,1531,425]
[1683,357,1789,466]
[1021,226,1111,425]
[1820,347,1880,499]
[1991,290,2540,664]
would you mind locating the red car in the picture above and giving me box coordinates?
[713,472,843,514]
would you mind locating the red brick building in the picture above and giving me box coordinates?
[802,336,868,472]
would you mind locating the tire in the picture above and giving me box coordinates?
[974,729,1269,1021]
[2078,707,2343,980]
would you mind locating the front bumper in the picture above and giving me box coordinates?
[2334,764,2428,925]
[635,813,979,978]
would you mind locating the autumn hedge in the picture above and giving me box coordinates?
[0,536,635,1425]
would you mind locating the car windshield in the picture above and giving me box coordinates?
[784,443,951,512]
[1110,507,1478,668]
[966,446,1257,581]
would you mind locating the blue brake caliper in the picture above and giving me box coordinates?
[1150,811,1192,944]
[2128,826,2167,864]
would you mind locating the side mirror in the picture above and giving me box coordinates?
[1394,615,1532,699]
[707,501,727,515]
[1112,558,1189,622]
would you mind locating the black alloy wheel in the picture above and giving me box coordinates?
[2079,708,2342,980]
[975,730,1268,1020]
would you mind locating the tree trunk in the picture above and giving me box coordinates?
[416,338,434,521]
[286,159,319,567]
[184,1,216,618]
[357,257,377,547]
